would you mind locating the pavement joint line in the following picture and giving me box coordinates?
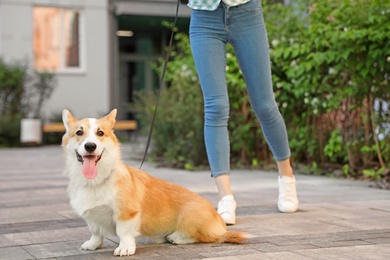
[0,185,67,193]
[370,207,390,213]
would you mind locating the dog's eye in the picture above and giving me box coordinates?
[97,130,104,137]
[76,130,83,136]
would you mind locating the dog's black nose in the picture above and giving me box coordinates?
[84,142,97,153]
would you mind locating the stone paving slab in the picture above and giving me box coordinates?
[0,144,390,259]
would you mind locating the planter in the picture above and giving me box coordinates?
[20,118,42,145]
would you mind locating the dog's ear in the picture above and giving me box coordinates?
[62,109,77,132]
[102,109,117,129]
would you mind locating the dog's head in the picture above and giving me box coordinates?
[62,109,120,183]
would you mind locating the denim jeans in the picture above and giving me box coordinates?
[190,0,291,177]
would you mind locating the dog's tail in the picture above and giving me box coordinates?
[223,230,252,244]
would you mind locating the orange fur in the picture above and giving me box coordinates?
[62,109,249,256]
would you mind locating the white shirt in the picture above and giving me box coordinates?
[188,0,252,11]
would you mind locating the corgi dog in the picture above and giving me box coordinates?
[61,109,249,256]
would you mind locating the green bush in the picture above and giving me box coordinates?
[0,59,26,117]
[134,33,207,169]
[0,58,57,147]
[0,59,26,147]
[267,0,390,174]
[0,115,22,147]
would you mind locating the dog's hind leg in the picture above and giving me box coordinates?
[167,231,196,245]
[149,235,168,244]
[173,200,227,244]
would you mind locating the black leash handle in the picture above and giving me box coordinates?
[139,0,181,169]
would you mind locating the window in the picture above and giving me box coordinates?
[33,7,82,71]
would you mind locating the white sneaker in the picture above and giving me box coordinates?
[217,195,236,225]
[278,175,299,213]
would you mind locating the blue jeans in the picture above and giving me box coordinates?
[190,0,291,177]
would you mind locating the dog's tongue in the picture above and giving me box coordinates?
[82,157,98,179]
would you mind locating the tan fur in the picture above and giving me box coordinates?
[62,109,249,256]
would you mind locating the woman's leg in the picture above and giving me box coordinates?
[190,6,230,180]
[190,5,237,223]
[229,0,291,163]
[228,0,298,212]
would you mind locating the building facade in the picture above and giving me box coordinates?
[0,0,190,120]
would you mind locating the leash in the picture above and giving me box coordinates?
[139,0,181,169]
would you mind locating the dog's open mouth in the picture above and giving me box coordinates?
[76,151,103,164]
[75,150,104,179]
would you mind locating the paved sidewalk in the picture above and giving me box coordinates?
[0,144,389,260]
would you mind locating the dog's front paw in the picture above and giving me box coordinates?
[114,244,136,256]
[81,239,102,251]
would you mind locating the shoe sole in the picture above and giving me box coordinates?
[223,217,236,225]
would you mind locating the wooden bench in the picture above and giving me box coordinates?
[43,120,138,133]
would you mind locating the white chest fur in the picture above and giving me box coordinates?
[68,179,117,235]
